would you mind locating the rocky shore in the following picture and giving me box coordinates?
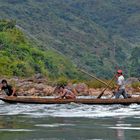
[0,75,140,97]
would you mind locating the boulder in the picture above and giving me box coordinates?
[27,88,36,95]
[43,86,54,96]
[75,83,89,93]
[34,83,46,90]
[125,77,140,85]
[34,73,43,79]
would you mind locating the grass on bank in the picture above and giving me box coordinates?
[0,19,83,79]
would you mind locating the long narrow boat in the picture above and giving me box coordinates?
[0,96,140,105]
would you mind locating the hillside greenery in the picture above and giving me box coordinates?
[0,20,82,79]
[0,0,140,78]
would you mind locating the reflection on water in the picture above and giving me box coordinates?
[114,119,125,140]
[0,100,140,140]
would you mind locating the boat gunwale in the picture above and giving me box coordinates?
[0,96,140,105]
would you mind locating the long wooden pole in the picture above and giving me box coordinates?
[79,69,112,88]
[97,74,116,99]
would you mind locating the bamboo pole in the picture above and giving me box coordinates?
[79,69,112,88]
[97,74,116,99]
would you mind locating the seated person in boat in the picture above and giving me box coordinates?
[114,70,130,99]
[65,82,77,94]
[57,85,76,99]
[0,79,17,96]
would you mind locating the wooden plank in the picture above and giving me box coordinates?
[0,96,140,105]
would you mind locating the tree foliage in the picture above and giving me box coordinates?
[130,47,140,77]
[0,20,81,79]
[0,0,140,78]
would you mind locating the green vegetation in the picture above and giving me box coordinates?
[130,47,140,77]
[131,82,140,89]
[85,80,115,89]
[85,80,107,89]
[131,82,140,92]
[0,0,140,78]
[0,20,82,79]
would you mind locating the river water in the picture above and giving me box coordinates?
[0,98,140,140]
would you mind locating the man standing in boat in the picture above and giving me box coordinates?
[0,79,17,96]
[114,70,128,99]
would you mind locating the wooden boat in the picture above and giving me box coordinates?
[0,96,140,105]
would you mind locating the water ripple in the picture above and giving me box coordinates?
[0,101,140,118]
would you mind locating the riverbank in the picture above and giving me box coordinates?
[0,76,140,97]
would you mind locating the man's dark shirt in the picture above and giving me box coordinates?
[2,85,13,96]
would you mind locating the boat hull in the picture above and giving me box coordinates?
[0,96,140,105]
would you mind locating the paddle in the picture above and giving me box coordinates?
[79,69,112,88]
[97,74,116,99]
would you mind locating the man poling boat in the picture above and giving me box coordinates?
[113,70,131,99]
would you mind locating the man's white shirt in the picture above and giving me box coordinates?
[117,75,125,90]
